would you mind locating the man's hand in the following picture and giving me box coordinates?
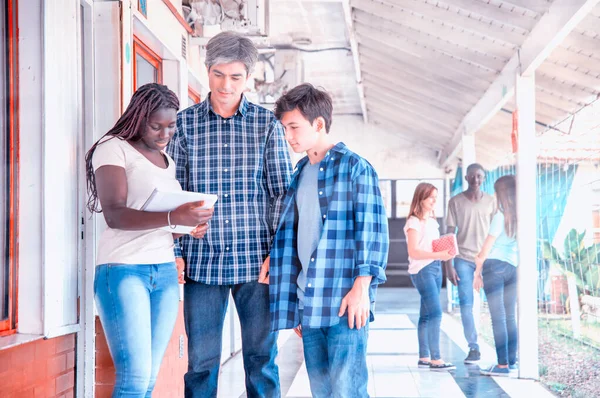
[190,223,209,239]
[176,258,186,284]
[444,260,460,286]
[338,276,371,329]
[258,256,270,284]
[473,273,484,293]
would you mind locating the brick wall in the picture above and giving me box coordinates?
[0,334,76,397]
[95,301,188,397]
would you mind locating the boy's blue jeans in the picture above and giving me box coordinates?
[94,262,180,398]
[410,261,443,360]
[300,311,370,398]
[454,258,480,351]
[482,259,518,366]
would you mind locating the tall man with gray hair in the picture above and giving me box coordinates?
[168,31,292,397]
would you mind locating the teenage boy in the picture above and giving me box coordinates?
[265,83,389,397]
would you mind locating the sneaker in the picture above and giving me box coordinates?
[464,349,481,363]
[417,360,431,368]
[480,365,510,377]
[430,362,456,371]
[509,363,518,373]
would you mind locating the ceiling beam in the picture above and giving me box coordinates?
[357,38,491,92]
[361,72,472,115]
[351,0,516,58]
[365,98,454,139]
[362,76,464,122]
[438,0,600,167]
[352,9,508,71]
[497,0,553,15]
[351,0,527,45]
[447,0,538,31]
[353,23,497,79]
[367,95,456,133]
[368,109,444,150]
[362,84,462,125]
[359,53,481,104]
[342,0,368,123]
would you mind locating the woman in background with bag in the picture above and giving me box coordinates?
[404,182,456,371]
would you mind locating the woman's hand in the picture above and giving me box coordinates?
[436,250,454,262]
[171,201,214,227]
[475,255,485,270]
[473,273,484,293]
[189,223,209,239]
[176,258,186,284]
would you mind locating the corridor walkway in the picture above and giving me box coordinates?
[218,288,554,397]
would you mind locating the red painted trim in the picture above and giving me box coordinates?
[133,36,163,91]
[1,0,19,335]
[161,0,193,34]
[188,87,201,104]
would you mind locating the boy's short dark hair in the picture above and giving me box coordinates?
[274,83,333,133]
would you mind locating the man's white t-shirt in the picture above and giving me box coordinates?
[403,216,440,275]
[92,137,182,266]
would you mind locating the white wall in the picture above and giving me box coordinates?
[328,115,445,179]
[553,163,599,248]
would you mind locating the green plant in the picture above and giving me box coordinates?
[542,229,600,297]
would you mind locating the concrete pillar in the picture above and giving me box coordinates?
[515,72,540,380]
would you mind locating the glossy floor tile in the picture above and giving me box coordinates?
[217,288,552,398]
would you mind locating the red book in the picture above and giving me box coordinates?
[432,234,459,256]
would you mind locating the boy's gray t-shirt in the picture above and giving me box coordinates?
[446,192,496,263]
[295,162,323,308]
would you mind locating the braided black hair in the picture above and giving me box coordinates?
[85,83,179,213]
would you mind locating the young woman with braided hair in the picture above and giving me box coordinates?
[86,83,213,397]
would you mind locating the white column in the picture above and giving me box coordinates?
[515,73,539,380]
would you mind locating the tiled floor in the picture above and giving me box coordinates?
[218,288,555,398]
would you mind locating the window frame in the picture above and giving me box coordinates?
[188,86,201,105]
[132,36,162,91]
[138,0,148,17]
[0,0,19,336]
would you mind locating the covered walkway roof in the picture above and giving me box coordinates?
[344,0,600,168]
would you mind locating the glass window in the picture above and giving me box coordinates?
[133,37,162,91]
[395,179,445,219]
[135,54,157,89]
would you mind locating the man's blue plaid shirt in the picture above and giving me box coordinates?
[269,143,389,330]
[167,94,292,285]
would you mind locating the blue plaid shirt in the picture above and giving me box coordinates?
[269,143,389,330]
[167,94,292,285]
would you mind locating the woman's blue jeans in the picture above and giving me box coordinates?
[410,261,443,360]
[482,259,518,366]
[94,262,179,397]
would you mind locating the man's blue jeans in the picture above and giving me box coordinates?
[94,263,180,397]
[410,261,443,360]
[301,312,369,398]
[454,258,480,350]
[183,279,280,398]
[482,259,518,366]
